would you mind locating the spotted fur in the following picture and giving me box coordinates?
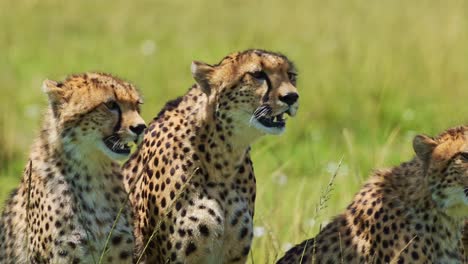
[460,196,468,259]
[278,126,468,264]
[0,73,146,263]
[123,49,299,263]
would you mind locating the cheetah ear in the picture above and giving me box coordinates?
[413,134,437,162]
[42,79,65,117]
[191,61,214,95]
[42,79,65,103]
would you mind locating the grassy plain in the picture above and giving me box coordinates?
[1,0,468,262]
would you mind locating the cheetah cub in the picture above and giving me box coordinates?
[0,73,146,264]
[278,126,468,264]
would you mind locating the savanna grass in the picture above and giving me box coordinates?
[1,0,468,262]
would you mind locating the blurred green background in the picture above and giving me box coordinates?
[1,0,468,262]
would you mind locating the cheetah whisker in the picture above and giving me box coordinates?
[252,106,266,118]
[249,106,270,127]
[111,138,121,150]
[249,107,271,128]
[254,106,271,119]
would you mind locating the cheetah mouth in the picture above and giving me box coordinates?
[103,135,131,155]
[250,105,292,135]
[256,113,286,129]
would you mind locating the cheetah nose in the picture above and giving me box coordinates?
[130,124,147,136]
[279,92,299,106]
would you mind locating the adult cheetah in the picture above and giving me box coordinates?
[123,49,299,263]
[464,221,468,259]
[0,73,146,263]
[277,126,468,264]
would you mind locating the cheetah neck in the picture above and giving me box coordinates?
[183,87,253,179]
[194,123,250,180]
[383,158,434,207]
[379,158,464,228]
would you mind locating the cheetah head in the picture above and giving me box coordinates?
[42,73,146,161]
[413,126,468,217]
[191,49,299,136]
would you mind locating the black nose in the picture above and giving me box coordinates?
[279,92,299,106]
[130,124,147,136]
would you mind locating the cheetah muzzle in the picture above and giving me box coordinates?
[251,104,295,135]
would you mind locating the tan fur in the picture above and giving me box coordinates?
[0,73,146,264]
[123,49,299,263]
[277,126,468,264]
[463,220,468,260]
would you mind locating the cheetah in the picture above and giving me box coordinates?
[463,220,468,259]
[123,49,299,263]
[277,126,468,264]
[0,73,146,264]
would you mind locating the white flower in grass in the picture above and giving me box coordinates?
[405,130,417,142]
[307,218,316,228]
[402,108,415,121]
[25,104,40,119]
[310,130,322,142]
[253,226,265,238]
[325,162,348,176]
[282,242,293,252]
[275,174,288,186]
[140,40,156,56]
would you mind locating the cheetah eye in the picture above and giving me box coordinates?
[104,100,120,111]
[248,71,268,81]
[136,100,144,112]
[288,72,297,84]
[460,152,468,161]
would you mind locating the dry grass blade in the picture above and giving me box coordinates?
[299,239,310,264]
[250,246,255,264]
[375,127,400,167]
[298,157,343,264]
[98,160,154,263]
[98,186,136,262]
[97,203,128,263]
[315,157,342,216]
[390,235,417,264]
[135,168,199,264]
[257,216,281,261]
[78,206,98,264]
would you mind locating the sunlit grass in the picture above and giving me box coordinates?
[1,0,468,262]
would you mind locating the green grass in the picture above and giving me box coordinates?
[1,0,468,262]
